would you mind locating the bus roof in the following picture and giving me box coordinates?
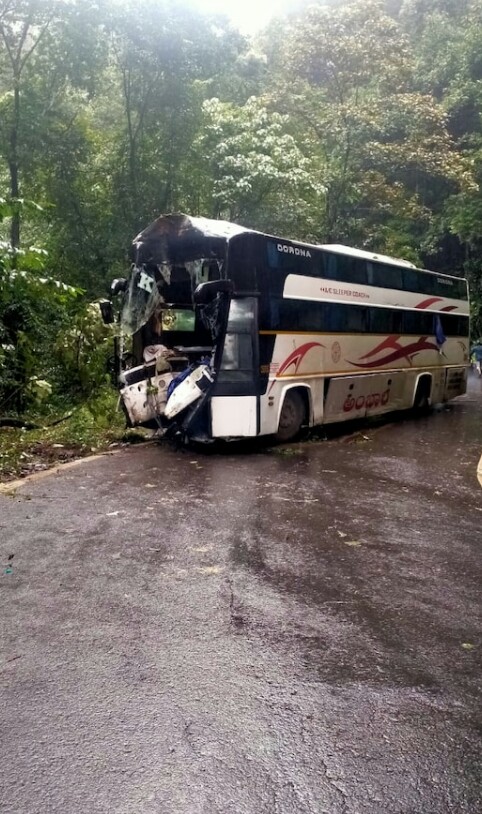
[132,214,464,285]
[131,213,248,265]
[318,244,417,269]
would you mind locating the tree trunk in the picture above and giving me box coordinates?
[9,83,20,252]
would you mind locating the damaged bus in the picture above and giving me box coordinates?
[101,213,469,443]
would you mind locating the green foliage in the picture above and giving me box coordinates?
[0,386,126,481]
[0,0,482,426]
[193,95,325,232]
[267,0,475,246]
[0,195,88,413]
[402,0,482,328]
[53,301,116,395]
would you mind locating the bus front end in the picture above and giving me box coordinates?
[103,213,252,442]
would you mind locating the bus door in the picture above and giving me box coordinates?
[210,296,259,438]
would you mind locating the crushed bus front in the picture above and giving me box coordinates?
[102,214,243,441]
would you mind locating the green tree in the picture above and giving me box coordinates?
[402,0,482,331]
[0,0,107,288]
[0,196,83,413]
[0,0,55,248]
[267,0,473,255]
[192,95,325,234]
[106,0,246,238]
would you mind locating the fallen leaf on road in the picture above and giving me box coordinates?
[461,642,474,650]
[199,565,221,575]
[344,540,362,547]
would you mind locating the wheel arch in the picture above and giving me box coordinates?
[276,384,313,430]
[412,372,433,408]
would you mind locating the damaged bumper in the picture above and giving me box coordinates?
[120,352,214,435]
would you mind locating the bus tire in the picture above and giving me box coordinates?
[276,390,306,442]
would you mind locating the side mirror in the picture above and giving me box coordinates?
[111,278,128,296]
[99,300,115,324]
[194,279,234,304]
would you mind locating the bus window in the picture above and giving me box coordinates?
[201,260,222,282]
[403,310,430,334]
[371,263,403,290]
[322,253,367,284]
[338,256,367,285]
[221,334,253,371]
[370,308,403,334]
[402,268,420,292]
[226,298,255,331]
[220,298,256,381]
[323,253,338,280]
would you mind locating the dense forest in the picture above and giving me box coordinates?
[1,0,482,417]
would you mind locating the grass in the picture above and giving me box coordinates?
[0,388,137,482]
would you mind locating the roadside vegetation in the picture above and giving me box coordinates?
[1,0,482,479]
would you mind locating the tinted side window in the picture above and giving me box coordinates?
[371,263,403,290]
[322,253,367,284]
[403,311,436,334]
[370,309,403,333]
[402,269,420,291]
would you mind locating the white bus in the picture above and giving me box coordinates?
[106,213,470,442]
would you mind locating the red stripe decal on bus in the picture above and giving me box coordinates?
[415,297,443,309]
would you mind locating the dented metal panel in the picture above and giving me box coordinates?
[121,368,175,425]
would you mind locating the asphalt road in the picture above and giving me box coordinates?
[1,379,482,814]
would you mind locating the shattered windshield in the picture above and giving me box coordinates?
[120,259,222,336]
[121,265,164,335]
[119,212,245,335]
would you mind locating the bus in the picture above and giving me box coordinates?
[103,213,470,443]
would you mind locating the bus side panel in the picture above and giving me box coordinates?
[429,368,447,404]
[210,396,258,438]
[263,332,468,380]
[443,367,468,401]
[323,373,406,423]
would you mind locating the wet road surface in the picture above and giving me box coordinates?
[1,379,482,814]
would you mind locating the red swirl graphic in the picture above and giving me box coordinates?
[269,341,324,392]
[348,335,439,369]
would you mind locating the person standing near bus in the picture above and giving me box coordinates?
[471,344,482,376]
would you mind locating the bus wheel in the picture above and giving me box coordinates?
[276,390,305,442]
